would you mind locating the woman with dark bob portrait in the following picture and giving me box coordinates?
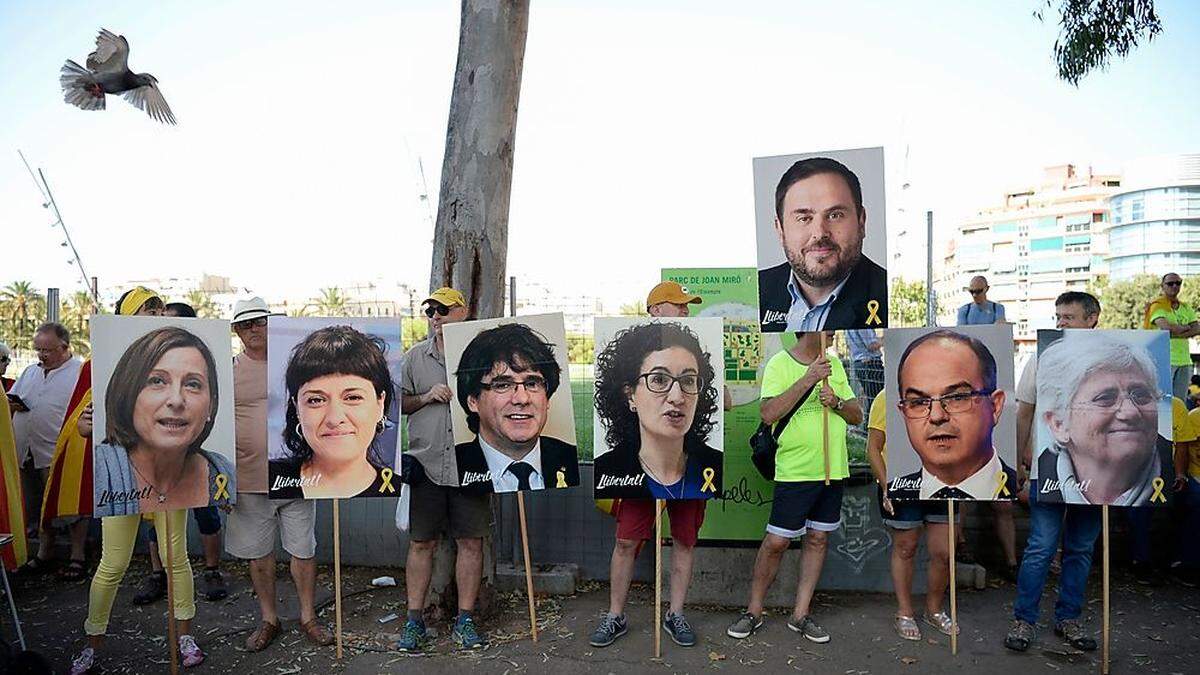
[270,325,397,499]
[94,326,235,517]
[594,321,723,499]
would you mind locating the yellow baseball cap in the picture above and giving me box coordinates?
[647,281,701,308]
[423,287,466,308]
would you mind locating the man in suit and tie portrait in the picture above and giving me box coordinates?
[453,322,579,494]
[888,329,1016,501]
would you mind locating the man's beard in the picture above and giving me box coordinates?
[786,237,862,288]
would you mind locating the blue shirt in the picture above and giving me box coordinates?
[846,328,881,362]
[786,271,851,331]
[957,300,1005,326]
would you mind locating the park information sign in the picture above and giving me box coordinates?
[660,268,774,541]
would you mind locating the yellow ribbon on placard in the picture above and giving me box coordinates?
[378,468,396,494]
[213,474,230,501]
[701,467,717,493]
[993,470,1010,498]
[1150,477,1166,503]
[865,300,882,326]
[556,468,567,489]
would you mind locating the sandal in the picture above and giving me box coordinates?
[923,611,961,636]
[299,618,334,646]
[894,615,922,641]
[19,556,53,576]
[59,559,87,581]
[244,620,280,652]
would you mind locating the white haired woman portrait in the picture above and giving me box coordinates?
[1036,331,1170,506]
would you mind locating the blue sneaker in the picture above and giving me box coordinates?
[395,619,427,652]
[453,614,487,650]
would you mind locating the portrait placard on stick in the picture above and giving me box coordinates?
[91,316,236,516]
[266,317,404,500]
[1034,329,1173,506]
[592,317,724,500]
[883,324,1018,501]
[754,146,888,332]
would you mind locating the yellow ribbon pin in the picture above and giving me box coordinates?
[993,470,1010,499]
[556,468,568,488]
[1150,476,1166,503]
[213,473,230,501]
[378,468,396,494]
[865,300,882,326]
[701,467,717,493]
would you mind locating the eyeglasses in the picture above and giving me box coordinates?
[479,376,546,395]
[424,304,450,318]
[897,390,992,419]
[234,317,268,329]
[637,371,702,395]
[967,288,986,295]
[1164,280,1182,287]
[1073,386,1163,410]
[33,345,66,354]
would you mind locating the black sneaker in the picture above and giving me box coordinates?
[1004,619,1034,652]
[201,568,228,601]
[663,612,696,647]
[1054,619,1097,651]
[726,612,762,639]
[133,571,167,605]
[589,612,627,648]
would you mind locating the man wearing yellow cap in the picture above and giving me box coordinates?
[397,288,490,651]
[647,281,702,318]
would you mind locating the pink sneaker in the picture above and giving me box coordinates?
[68,647,95,675]
[179,634,205,668]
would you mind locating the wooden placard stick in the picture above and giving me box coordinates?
[820,332,830,485]
[517,491,538,641]
[1102,505,1110,675]
[948,500,957,656]
[334,499,343,659]
[654,499,664,659]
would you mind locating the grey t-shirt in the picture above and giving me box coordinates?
[401,337,458,487]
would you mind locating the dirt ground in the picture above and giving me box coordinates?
[7,557,1199,674]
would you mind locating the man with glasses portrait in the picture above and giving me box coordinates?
[452,322,578,493]
[888,329,1016,501]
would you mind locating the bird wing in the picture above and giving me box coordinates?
[86,29,129,73]
[122,82,176,125]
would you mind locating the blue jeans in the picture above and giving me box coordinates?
[1182,478,1200,569]
[1126,506,1152,564]
[1013,490,1102,625]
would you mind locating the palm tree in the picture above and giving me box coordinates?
[184,289,221,319]
[61,290,97,358]
[315,287,349,317]
[0,281,47,349]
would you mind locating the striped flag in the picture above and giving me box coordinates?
[40,360,94,527]
[0,386,28,570]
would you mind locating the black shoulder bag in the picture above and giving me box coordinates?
[749,382,815,481]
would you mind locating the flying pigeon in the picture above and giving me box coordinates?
[60,29,176,125]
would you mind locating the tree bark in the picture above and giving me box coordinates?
[424,0,529,622]
[430,0,529,321]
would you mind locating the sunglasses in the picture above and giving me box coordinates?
[967,288,986,295]
[424,304,451,318]
[1165,280,1182,287]
[234,317,268,329]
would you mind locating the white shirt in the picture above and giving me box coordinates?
[785,271,851,332]
[479,436,544,493]
[920,452,1006,500]
[10,356,83,468]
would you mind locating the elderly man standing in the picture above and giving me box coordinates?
[10,323,85,577]
[224,297,334,652]
[1149,273,1199,400]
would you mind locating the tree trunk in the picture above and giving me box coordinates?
[425,0,529,622]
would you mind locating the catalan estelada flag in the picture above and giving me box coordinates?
[40,360,93,527]
[0,386,29,571]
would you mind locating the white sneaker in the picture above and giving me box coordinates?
[69,647,95,675]
[179,634,205,668]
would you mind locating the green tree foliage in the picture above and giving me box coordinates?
[184,289,222,319]
[1036,0,1163,86]
[0,281,47,349]
[401,316,430,350]
[566,332,594,365]
[61,290,98,358]
[890,278,931,328]
[617,299,646,317]
[1086,273,1193,329]
[316,287,350,317]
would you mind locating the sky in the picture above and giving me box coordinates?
[1,0,1197,309]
